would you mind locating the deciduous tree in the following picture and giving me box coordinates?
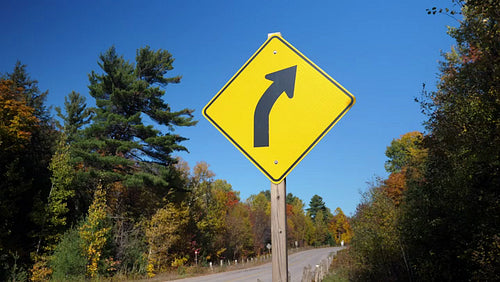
[0,79,39,268]
[0,79,38,152]
[384,131,426,174]
[226,202,253,259]
[79,184,111,278]
[0,64,55,276]
[403,1,500,280]
[350,182,409,281]
[247,192,271,255]
[287,197,308,248]
[329,207,352,245]
[145,202,189,276]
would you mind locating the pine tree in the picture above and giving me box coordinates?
[74,46,196,213]
[6,61,51,122]
[55,91,92,143]
[307,195,327,222]
[5,63,56,207]
[73,46,196,268]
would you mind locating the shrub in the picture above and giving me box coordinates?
[50,228,86,280]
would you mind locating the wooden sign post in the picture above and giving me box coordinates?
[271,178,288,281]
[203,32,355,282]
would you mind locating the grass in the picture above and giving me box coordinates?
[323,248,352,282]
[130,254,274,281]
[323,269,350,282]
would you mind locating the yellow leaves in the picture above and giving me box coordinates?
[329,207,353,245]
[384,131,428,206]
[146,262,155,278]
[45,137,76,251]
[385,131,427,174]
[0,79,39,152]
[145,203,190,274]
[216,248,227,258]
[171,256,187,267]
[29,255,52,282]
[248,192,271,216]
[192,161,215,184]
[79,184,110,278]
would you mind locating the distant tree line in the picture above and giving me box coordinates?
[0,45,352,281]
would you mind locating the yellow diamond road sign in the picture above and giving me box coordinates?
[203,34,355,183]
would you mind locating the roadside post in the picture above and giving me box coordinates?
[203,32,355,281]
[271,179,287,281]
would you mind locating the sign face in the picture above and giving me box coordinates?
[203,34,355,183]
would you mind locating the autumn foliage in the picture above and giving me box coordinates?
[0,79,38,152]
[0,49,351,281]
[332,1,500,281]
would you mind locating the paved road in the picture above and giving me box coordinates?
[173,247,342,282]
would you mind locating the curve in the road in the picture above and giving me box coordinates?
[172,247,343,282]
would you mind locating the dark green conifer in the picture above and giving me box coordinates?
[75,45,196,217]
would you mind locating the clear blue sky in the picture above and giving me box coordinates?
[1,0,457,215]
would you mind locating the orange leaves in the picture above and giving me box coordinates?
[226,191,239,208]
[286,203,294,217]
[383,131,428,206]
[0,79,39,152]
[462,45,482,64]
[383,170,407,207]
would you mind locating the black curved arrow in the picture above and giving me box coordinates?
[254,65,297,147]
